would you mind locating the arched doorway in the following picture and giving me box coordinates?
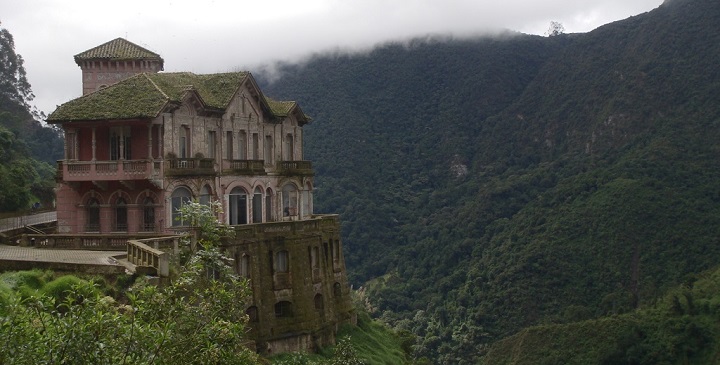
[199,184,212,206]
[252,186,263,223]
[86,197,100,232]
[282,184,298,218]
[265,188,274,222]
[114,197,128,232]
[229,187,248,225]
[171,187,192,226]
[142,197,155,232]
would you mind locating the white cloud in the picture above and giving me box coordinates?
[1,0,663,116]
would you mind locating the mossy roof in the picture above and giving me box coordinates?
[47,72,310,124]
[265,97,311,124]
[74,38,164,66]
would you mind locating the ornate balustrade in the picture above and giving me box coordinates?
[277,160,313,175]
[22,233,167,250]
[58,160,161,181]
[231,214,337,239]
[165,158,215,176]
[222,159,266,175]
[127,236,178,278]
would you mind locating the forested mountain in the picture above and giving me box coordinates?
[261,0,720,362]
[0,25,63,211]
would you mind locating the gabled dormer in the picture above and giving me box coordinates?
[75,38,164,95]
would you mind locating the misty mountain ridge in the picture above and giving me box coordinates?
[261,0,719,362]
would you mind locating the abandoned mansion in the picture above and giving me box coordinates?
[46,38,355,354]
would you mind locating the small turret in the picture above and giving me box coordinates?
[74,38,164,95]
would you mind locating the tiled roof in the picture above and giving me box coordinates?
[145,72,248,109]
[265,98,311,124]
[47,74,169,122]
[47,72,307,123]
[74,38,164,64]
[265,98,296,116]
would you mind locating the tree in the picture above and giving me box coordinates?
[0,23,33,110]
[176,200,234,251]
[545,21,565,37]
[0,201,260,364]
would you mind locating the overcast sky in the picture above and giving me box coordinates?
[3,0,663,117]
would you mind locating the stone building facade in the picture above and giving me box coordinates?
[47,38,355,354]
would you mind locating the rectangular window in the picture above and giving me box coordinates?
[275,250,289,272]
[110,126,131,160]
[284,133,294,161]
[264,135,273,165]
[226,131,233,160]
[238,131,247,159]
[66,131,77,160]
[179,126,189,158]
[311,246,319,268]
[237,253,250,277]
[207,130,216,158]
[252,133,259,160]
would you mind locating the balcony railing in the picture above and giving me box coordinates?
[165,158,215,176]
[58,160,161,182]
[222,159,266,175]
[277,160,313,175]
[127,237,179,278]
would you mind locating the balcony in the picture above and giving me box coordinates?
[165,158,215,176]
[59,160,161,182]
[276,161,313,176]
[222,159,266,175]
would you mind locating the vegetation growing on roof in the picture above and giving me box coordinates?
[47,74,168,122]
[145,72,247,109]
[265,97,311,124]
[47,71,306,123]
[265,97,295,116]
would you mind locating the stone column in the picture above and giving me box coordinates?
[91,127,97,161]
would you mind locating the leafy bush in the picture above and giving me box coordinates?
[40,275,96,304]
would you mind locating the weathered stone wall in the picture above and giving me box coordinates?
[223,215,356,355]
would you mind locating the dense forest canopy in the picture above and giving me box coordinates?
[0,24,63,212]
[260,0,720,362]
[1,0,719,362]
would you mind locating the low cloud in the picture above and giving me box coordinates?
[3,0,662,116]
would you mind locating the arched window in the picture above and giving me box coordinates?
[265,188,274,222]
[199,185,212,206]
[86,198,100,232]
[114,197,128,232]
[228,187,248,225]
[142,197,155,232]
[275,250,289,273]
[246,306,258,322]
[334,282,342,299]
[282,184,298,217]
[274,301,293,318]
[314,294,324,311]
[252,186,263,223]
[171,187,192,226]
[237,253,250,278]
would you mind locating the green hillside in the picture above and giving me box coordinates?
[261,0,720,362]
[0,26,62,212]
[480,266,720,364]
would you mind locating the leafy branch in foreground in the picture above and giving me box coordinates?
[0,200,258,364]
